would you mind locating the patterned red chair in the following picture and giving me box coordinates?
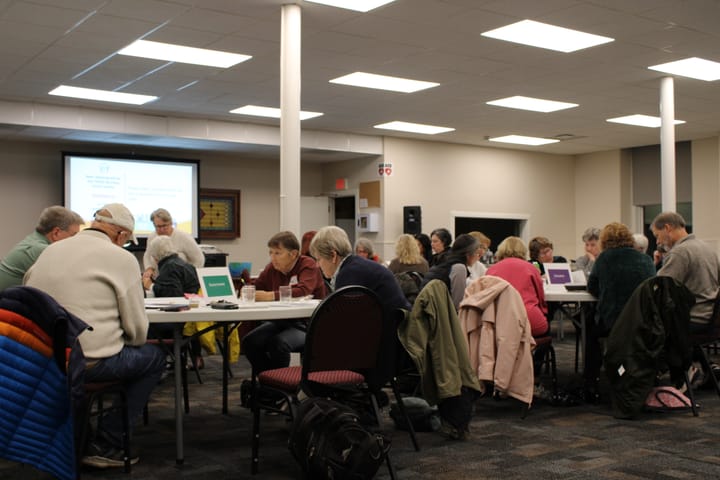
[248,285,412,478]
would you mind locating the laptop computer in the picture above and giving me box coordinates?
[196,266,238,303]
[545,263,588,291]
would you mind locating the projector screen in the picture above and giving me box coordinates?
[63,153,200,248]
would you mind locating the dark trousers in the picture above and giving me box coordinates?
[241,320,307,374]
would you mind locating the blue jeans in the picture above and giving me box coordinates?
[84,343,165,445]
[241,320,306,373]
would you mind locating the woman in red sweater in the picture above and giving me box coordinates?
[487,236,549,337]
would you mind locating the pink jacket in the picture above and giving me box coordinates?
[458,275,536,404]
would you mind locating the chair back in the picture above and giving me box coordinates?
[302,285,388,390]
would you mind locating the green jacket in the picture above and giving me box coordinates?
[398,280,480,405]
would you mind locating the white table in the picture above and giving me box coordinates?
[146,300,319,464]
[544,289,597,371]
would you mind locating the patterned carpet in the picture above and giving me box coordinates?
[3,325,720,480]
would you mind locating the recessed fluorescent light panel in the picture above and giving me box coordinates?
[648,57,720,81]
[488,135,559,146]
[49,85,157,105]
[606,114,685,128]
[374,121,454,135]
[229,105,323,120]
[304,0,396,12]
[487,95,578,112]
[118,40,251,68]
[329,72,439,93]
[481,20,614,53]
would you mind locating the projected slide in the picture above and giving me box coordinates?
[64,155,198,238]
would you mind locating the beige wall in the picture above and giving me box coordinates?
[691,137,720,252]
[574,149,634,257]
[380,137,578,260]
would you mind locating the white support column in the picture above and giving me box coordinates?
[280,3,302,234]
[660,76,676,212]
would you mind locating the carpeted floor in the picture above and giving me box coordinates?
[3,324,720,480]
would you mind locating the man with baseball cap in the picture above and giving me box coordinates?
[25,203,165,468]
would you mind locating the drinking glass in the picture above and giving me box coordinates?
[241,285,256,303]
[279,285,292,303]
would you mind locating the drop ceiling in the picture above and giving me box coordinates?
[1,0,719,159]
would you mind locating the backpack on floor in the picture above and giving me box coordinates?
[288,397,391,480]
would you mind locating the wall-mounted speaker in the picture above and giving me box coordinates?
[403,206,422,235]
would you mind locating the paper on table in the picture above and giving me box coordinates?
[145,297,190,309]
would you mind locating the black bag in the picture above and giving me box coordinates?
[289,397,391,480]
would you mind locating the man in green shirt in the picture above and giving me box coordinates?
[0,205,84,291]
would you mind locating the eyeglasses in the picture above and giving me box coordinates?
[111,227,132,247]
[154,222,172,230]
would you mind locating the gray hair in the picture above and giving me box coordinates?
[581,227,601,243]
[150,208,172,224]
[147,235,177,262]
[354,237,375,256]
[632,233,649,252]
[310,226,352,260]
[36,206,84,234]
[652,211,686,230]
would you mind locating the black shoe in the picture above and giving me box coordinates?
[82,436,139,468]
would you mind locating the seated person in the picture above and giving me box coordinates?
[422,234,481,310]
[429,228,452,267]
[310,226,410,314]
[142,208,204,283]
[528,236,567,276]
[354,237,381,263]
[586,222,655,396]
[487,236,548,337]
[241,231,327,373]
[300,230,317,258]
[388,233,429,275]
[414,233,433,265]
[25,203,165,467]
[0,206,84,291]
[143,235,204,367]
[467,231,490,281]
[142,235,200,298]
[652,211,720,333]
[632,232,649,255]
[575,227,601,278]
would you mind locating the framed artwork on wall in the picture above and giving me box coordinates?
[199,188,241,239]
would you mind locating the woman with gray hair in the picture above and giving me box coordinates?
[310,226,409,312]
[354,237,380,263]
[576,227,601,277]
[142,235,200,298]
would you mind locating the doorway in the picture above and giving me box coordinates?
[333,196,356,244]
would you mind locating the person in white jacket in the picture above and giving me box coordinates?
[25,203,165,468]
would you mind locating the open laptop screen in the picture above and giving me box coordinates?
[196,266,237,303]
[544,263,573,286]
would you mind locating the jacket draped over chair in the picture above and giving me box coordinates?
[458,275,536,405]
[0,286,89,480]
[604,276,694,418]
[397,280,481,406]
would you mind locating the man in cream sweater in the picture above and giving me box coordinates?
[25,203,165,469]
